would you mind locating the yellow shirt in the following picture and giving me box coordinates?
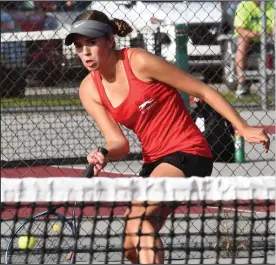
[234,1,274,37]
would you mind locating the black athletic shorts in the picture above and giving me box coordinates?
[139,151,213,178]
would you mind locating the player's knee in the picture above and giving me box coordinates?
[124,248,137,262]
[123,236,137,262]
[127,218,154,236]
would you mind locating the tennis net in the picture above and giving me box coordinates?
[1,176,275,264]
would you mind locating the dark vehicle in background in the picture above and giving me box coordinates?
[1,1,225,98]
[0,1,91,98]
[83,1,223,83]
[187,21,221,83]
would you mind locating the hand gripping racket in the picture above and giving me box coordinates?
[83,147,108,178]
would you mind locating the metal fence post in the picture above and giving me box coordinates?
[275,0,276,102]
[154,26,162,56]
[175,23,189,109]
[260,0,268,110]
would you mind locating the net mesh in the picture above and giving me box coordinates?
[1,176,275,264]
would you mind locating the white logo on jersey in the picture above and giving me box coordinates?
[138,99,157,114]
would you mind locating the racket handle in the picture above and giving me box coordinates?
[83,147,108,178]
[83,164,95,178]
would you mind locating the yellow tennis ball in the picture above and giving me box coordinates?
[52,224,60,232]
[18,236,36,249]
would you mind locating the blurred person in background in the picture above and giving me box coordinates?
[234,0,275,97]
[0,6,18,32]
[34,1,59,30]
[37,1,57,12]
[0,1,59,31]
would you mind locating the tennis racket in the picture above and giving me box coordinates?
[4,147,108,264]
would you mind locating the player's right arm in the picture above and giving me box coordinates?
[79,74,130,161]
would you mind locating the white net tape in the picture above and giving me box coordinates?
[1,176,275,202]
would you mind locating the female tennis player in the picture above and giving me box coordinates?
[65,10,270,264]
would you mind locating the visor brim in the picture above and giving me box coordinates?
[65,29,107,46]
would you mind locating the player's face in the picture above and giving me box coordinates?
[74,35,114,71]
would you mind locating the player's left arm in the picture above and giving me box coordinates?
[130,49,270,152]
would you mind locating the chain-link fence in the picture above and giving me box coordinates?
[1,1,275,177]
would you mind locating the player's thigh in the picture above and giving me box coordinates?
[123,205,169,256]
[136,162,185,217]
[124,202,171,232]
[141,152,213,178]
[126,162,185,218]
[150,162,185,178]
[126,162,184,231]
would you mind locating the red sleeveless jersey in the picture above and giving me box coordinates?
[92,48,212,164]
